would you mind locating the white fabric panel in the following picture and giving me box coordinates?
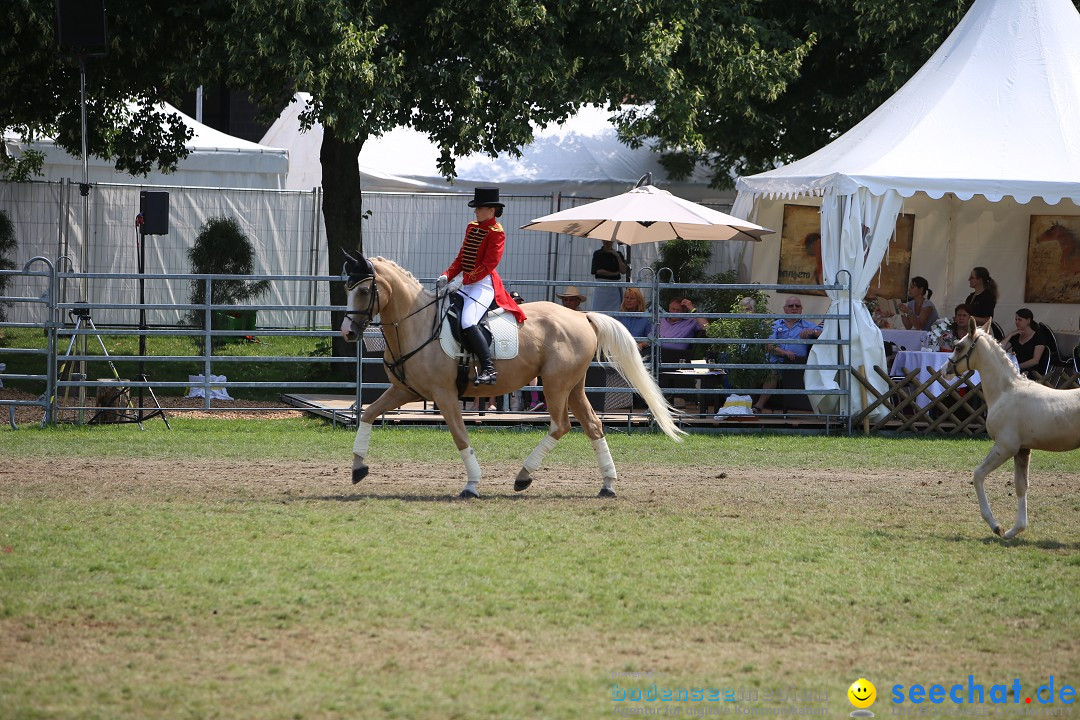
[806,189,903,418]
[1,181,326,328]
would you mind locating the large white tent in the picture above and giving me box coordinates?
[3,103,289,189]
[731,0,1080,419]
[260,93,729,203]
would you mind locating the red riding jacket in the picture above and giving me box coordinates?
[444,216,527,323]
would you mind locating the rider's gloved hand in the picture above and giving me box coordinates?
[436,274,448,290]
[445,276,463,293]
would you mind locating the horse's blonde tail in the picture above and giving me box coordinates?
[587,312,685,442]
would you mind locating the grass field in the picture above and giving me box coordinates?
[1,422,1078,719]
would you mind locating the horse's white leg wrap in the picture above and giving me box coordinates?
[523,433,559,473]
[460,446,482,495]
[353,421,373,459]
[592,436,617,490]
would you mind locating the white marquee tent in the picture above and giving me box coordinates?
[731,0,1080,419]
[3,103,289,190]
[260,93,728,203]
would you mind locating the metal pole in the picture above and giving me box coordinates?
[78,54,90,304]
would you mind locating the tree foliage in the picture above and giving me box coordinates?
[0,1,218,179]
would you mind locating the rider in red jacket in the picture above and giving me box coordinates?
[439,187,526,385]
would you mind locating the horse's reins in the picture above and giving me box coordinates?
[946,334,980,376]
[344,269,450,393]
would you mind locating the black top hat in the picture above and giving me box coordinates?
[468,187,504,208]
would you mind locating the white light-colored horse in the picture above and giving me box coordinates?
[339,252,684,498]
[946,319,1080,538]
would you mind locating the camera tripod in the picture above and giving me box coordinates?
[47,308,170,429]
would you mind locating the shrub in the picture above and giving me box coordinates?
[705,283,774,390]
[186,216,269,330]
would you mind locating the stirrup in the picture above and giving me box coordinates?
[474,367,497,386]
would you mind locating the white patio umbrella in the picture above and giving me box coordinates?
[520,177,773,243]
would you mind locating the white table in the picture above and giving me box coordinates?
[882,329,928,351]
[889,350,978,409]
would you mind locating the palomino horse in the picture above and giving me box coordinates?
[339,252,683,498]
[946,319,1080,538]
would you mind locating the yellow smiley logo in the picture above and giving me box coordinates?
[848,678,877,709]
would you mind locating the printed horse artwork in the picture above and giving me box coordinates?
[945,320,1080,538]
[1036,222,1080,276]
[339,252,684,499]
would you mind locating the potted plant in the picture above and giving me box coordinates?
[186,216,269,341]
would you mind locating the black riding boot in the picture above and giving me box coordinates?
[462,326,497,385]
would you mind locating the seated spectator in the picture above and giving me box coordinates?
[659,295,708,366]
[927,304,972,352]
[616,287,651,353]
[754,296,821,413]
[659,296,708,406]
[1001,308,1049,377]
[899,276,940,330]
[556,286,587,311]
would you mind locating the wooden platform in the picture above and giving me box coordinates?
[279,393,844,432]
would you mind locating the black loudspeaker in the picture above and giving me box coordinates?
[54,0,109,50]
[139,191,169,236]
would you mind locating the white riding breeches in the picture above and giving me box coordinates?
[458,277,494,329]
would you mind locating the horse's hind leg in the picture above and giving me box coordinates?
[972,442,1014,537]
[352,385,420,484]
[566,382,618,498]
[1003,448,1031,539]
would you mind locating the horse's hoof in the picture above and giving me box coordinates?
[352,464,369,484]
[458,489,480,500]
[993,525,1004,537]
[514,477,533,492]
[598,487,616,498]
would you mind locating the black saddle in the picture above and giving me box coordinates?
[446,292,495,349]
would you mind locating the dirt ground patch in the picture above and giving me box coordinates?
[6,453,1080,526]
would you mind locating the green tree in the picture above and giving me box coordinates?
[1,2,213,179]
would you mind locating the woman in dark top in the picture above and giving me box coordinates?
[591,239,628,311]
[1001,308,1048,377]
[964,266,999,325]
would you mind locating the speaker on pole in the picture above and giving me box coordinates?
[54,0,109,51]
[139,191,169,236]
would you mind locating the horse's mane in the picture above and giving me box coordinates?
[972,327,1022,378]
[371,256,421,286]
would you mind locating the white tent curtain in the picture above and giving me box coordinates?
[807,188,903,418]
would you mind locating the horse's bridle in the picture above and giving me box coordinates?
[947,334,979,376]
[343,273,379,336]
[340,253,451,393]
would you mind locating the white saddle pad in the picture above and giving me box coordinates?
[440,309,520,360]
